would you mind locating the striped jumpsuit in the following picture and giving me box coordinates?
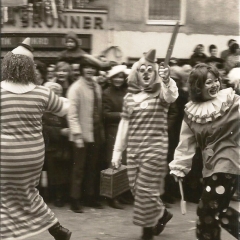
[1,85,65,240]
[121,92,170,227]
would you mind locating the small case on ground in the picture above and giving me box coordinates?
[100,165,130,199]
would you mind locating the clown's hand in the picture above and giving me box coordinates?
[111,150,122,169]
[158,63,170,85]
[170,169,185,182]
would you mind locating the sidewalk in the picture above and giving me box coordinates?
[31,200,238,240]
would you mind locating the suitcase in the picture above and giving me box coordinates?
[100,165,130,199]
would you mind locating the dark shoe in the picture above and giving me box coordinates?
[153,209,173,236]
[70,199,83,213]
[84,199,104,209]
[49,222,72,240]
[109,199,124,209]
[54,198,65,208]
[141,227,153,240]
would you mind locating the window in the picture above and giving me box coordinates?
[147,0,186,25]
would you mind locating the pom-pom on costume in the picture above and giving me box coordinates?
[1,38,71,240]
[112,49,178,238]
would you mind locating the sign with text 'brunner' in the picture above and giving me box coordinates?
[2,11,107,30]
[1,34,91,49]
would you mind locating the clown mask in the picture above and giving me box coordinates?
[137,58,157,89]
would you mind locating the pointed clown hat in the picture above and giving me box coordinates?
[11,37,34,60]
[144,49,156,63]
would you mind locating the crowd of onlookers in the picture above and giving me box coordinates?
[37,31,240,212]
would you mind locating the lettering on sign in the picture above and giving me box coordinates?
[2,13,105,30]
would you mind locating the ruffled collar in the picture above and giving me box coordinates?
[1,80,36,94]
[185,88,235,124]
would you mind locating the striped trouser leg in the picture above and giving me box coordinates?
[128,157,167,227]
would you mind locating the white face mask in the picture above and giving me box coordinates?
[137,63,156,88]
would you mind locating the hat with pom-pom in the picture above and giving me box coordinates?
[11,38,34,60]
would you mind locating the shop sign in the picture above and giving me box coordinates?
[1,34,91,49]
[2,11,107,30]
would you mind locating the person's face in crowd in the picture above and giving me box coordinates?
[137,62,156,88]
[66,38,77,50]
[98,71,107,86]
[202,72,220,101]
[196,45,204,54]
[56,65,70,82]
[112,72,125,87]
[35,68,44,85]
[82,65,97,80]
[47,67,55,81]
[72,64,80,80]
[210,48,218,57]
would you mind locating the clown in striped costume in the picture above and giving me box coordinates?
[112,49,178,240]
[0,38,71,240]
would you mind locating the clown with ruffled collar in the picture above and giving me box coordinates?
[169,63,240,240]
[111,49,178,240]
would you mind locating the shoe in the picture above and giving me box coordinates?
[54,198,65,208]
[84,199,104,209]
[49,222,72,240]
[141,227,153,240]
[109,199,124,209]
[70,199,83,213]
[153,209,173,236]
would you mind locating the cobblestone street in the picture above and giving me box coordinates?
[31,200,238,240]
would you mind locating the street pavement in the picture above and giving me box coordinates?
[31,199,238,240]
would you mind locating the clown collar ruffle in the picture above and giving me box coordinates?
[185,88,235,124]
[1,80,36,94]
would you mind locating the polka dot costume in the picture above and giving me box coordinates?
[196,173,239,240]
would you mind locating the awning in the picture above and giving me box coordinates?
[1,0,28,7]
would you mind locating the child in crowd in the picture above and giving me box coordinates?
[43,82,71,208]
[54,61,73,97]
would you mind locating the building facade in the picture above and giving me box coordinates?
[1,0,239,64]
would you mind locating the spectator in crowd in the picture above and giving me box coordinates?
[190,44,208,67]
[170,63,239,240]
[224,42,240,74]
[67,55,105,213]
[43,82,71,208]
[111,49,178,240]
[54,61,73,97]
[58,31,87,64]
[220,39,237,62]
[71,63,80,81]
[205,44,223,68]
[97,70,109,91]
[58,31,112,71]
[102,65,128,209]
[1,38,71,240]
[46,64,56,82]
[35,59,47,85]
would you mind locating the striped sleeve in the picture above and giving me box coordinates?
[46,89,67,117]
[121,95,130,120]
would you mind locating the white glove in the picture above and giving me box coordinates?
[158,64,170,84]
[75,138,84,148]
[170,170,185,182]
[111,150,122,169]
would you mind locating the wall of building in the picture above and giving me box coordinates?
[1,0,239,63]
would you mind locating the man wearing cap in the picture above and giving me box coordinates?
[111,49,178,240]
[1,38,71,240]
[67,54,105,212]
